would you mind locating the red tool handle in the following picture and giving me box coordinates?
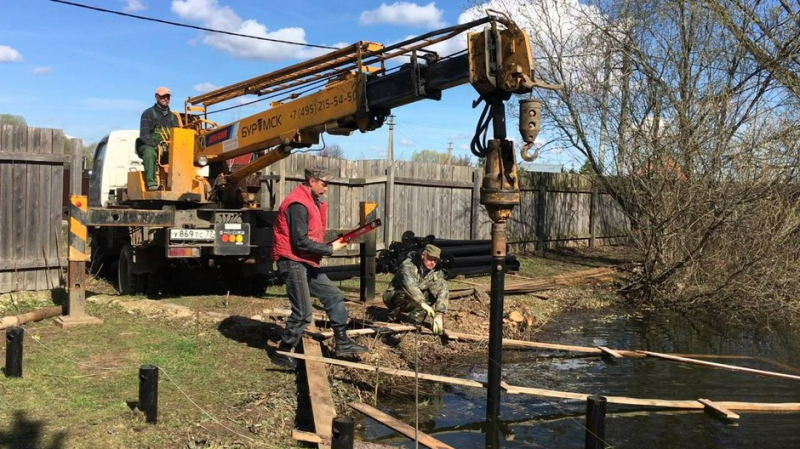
[328,219,382,244]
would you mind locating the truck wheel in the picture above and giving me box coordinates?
[89,238,108,278]
[118,245,137,295]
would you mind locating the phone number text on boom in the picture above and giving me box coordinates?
[289,90,357,120]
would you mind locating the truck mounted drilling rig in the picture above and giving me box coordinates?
[83,13,545,298]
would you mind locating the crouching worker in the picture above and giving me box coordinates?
[269,166,368,370]
[383,244,449,335]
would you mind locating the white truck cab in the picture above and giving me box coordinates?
[88,130,142,207]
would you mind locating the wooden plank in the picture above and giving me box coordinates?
[642,351,800,382]
[279,352,485,389]
[698,398,740,419]
[443,330,603,353]
[293,429,397,449]
[598,346,623,358]
[281,353,800,413]
[0,259,67,270]
[0,151,70,163]
[302,322,337,448]
[349,402,455,449]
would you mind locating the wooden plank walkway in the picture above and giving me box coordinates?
[349,402,455,449]
[280,352,800,413]
[301,322,337,449]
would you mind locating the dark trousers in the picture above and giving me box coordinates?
[277,258,349,347]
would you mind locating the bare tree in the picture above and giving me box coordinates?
[317,143,344,159]
[485,0,800,319]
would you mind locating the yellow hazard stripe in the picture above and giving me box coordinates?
[70,217,87,241]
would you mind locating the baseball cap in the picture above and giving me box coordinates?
[155,87,171,96]
[423,244,441,259]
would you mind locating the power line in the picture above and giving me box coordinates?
[49,0,336,50]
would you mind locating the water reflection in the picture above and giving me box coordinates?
[360,310,800,448]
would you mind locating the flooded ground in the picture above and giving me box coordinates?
[360,309,800,448]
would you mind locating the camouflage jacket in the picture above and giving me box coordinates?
[386,252,449,314]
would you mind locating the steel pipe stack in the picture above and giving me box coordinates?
[375,231,518,279]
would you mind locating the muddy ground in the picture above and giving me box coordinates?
[0,246,636,448]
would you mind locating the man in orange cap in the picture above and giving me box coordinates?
[137,86,178,191]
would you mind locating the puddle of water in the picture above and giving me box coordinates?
[360,310,800,448]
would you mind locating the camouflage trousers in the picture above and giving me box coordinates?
[383,290,434,324]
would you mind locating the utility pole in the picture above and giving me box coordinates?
[385,115,395,245]
[446,141,453,164]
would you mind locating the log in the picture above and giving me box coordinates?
[0,306,62,330]
[642,351,800,382]
[349,402,455,449]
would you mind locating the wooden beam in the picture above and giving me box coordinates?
[642,351,800,382]
[293,429,398,449]
[349,402,455,449]
[698,398,740,420]
[302,323,337,448]
[281,353,800,413]
[0,151,70,163]
[443,330,604,353]
[597,346,623,358]
[279,352,485,389]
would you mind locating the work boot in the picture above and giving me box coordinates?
[270,341,297,370]
[334,329,368,356]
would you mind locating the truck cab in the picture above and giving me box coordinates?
[88,130,142,207]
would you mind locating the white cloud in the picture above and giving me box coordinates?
[0,45,23,63]
[122,0,146,12]
[32,66,51,75]
[193,82,218,92]
[360,2,445,29]
[399,138,416,147]
[459,144,468,150]
[171,0,331,62]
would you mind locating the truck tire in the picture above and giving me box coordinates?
[118,245,140,295]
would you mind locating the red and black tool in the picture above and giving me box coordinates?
[328,218,382,244]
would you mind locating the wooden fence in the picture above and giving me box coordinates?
[261,153,630,251]
[0,125,82,293]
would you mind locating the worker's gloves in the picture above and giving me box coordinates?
[432,314,444,336]
[420,302,436,320]
[331,239,347,252]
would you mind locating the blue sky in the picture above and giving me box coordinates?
[0,0,570,166]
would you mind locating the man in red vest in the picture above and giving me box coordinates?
[270,166,368,369]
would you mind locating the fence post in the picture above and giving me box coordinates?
[331,416,355,449]
[471,168,481,240]
[589,179,598,248]
[535,173,548,253]
[69,139,82,195]
[5,327,23,378]
[384,163,395,245]
[359,202,377,303]
[139,364,159,424]
[55,195,103,328]
[585,395,607,449]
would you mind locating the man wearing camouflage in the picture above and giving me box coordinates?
[383,244,449,335]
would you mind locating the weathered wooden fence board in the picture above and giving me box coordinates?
[263,154,630,256]
[0,125,67,293]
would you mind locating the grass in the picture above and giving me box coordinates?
[0,247,629,448]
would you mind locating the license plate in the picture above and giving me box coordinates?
[170,229,214,241]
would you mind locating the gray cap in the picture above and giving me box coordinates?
[304,166,333,181]
[423,244,441,259]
